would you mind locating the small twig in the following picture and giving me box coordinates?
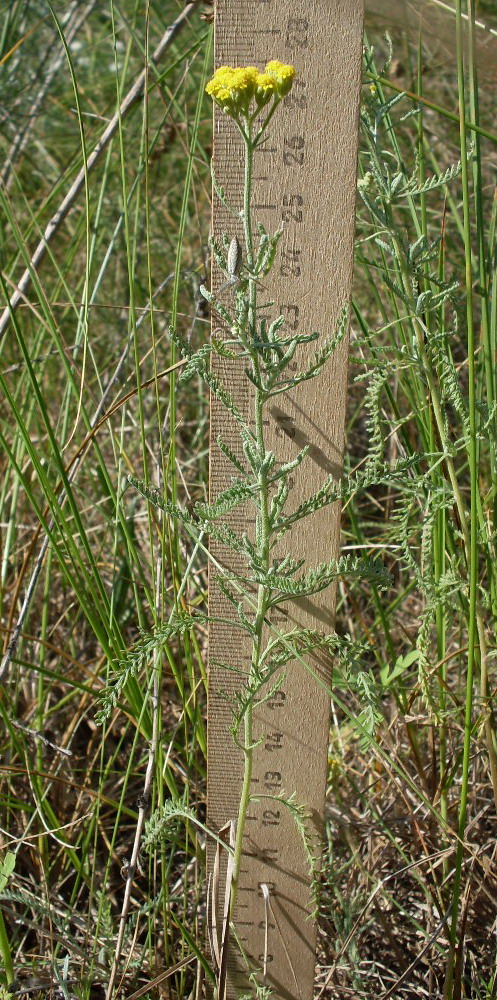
[11,720,73,757]
[259,883,301,1000]
[379,903,451,1000]
[124,954,196,1000]
[260,883,270,985]
[208,819,235,1000]
[0,4,197,341]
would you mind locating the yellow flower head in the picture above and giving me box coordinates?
[206,65,259,114]
[232,66,259,94]
[205,66,236,106]
[264,60,296,97]
[205,61,295,116]
[255,71,276,108]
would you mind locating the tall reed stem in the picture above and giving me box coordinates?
[444,2,478,995]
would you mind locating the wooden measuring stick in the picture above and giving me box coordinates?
[207,4,364,998]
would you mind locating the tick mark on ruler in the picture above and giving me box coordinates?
[254,204,276,211]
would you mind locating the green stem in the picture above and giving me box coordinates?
[444,2,478,995]
[0,908,14,984]
[466,0,497,806]
[230,120,272,912]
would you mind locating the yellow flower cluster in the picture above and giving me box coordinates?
[265,60,296,97]
[205,60,295,116]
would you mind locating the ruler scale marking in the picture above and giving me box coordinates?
[207,4,364,998]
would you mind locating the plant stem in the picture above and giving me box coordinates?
[230,121,273,915]
[0,908,14,984]
[443,2,478,995]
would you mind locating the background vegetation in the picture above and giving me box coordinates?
[1,2,497,999]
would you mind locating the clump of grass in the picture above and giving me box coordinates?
[0,3,212,998]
